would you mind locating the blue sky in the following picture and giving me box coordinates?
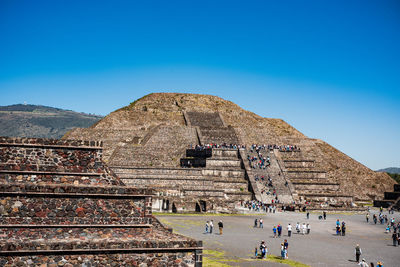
[0,0,399,170]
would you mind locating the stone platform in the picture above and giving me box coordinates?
[0,137,202,266]
[112,147,252,213]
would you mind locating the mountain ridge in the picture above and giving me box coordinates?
[0,104,103,139]
[377,167,400,174]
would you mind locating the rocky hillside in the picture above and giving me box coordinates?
[64,93,396,201]
[0,104,103,139]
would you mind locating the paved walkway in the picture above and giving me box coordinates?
[158,209,400,266]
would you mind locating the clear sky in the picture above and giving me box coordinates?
[0,0,399,170]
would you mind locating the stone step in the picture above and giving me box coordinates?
[206,159,241,168]
[212,149,239,158]
[293,183,340,191]
[299,193,353,203]
[286,172,326,179]
[112,167,202,176]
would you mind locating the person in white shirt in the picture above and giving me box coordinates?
[302,223,306,235]
[287,223,292,237]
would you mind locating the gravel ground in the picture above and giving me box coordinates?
[158,208,400,267]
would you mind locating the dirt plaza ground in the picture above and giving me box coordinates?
[158,209,400,267]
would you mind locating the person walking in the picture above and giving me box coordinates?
[205,221,209,233]
[392,232,398,246]
[355,244,362,263]
[254,218,258,228]
[277,224,282,237]
[273,226,277,238]
[307,212,310,219]
[323,211,326,220]
[296,222,300,234]
[301,223,306,235]
[342,222,346,236]
[398,232,400,246]
[287,223,292,237]
[366,213,369,223]
[306,223,310,234]
[218,220,223,235]
[259,218,264,228]
[209,220,214,234]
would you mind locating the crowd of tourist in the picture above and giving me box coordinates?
[255,239,290,260]
[253,220,311,261]
[367,210,400,247]
[189,143,246,150]
[242,200,281,212]
[249,144,301,152]
[335,219,347,236]
[203,205,397,265]
[247,150,270,169]
[188,143,301,152]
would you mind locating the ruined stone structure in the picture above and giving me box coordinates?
[0,137,202,266]
[374,184,400,210]
[64,93,396,211]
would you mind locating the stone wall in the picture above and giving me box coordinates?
[113,148,252,213]
[0,136,202,266]
[1,252,197,267]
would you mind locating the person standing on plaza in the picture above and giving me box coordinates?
[277,224,282,237]
[280,243,287,259]
[218,220,223,235]
[273,225,277,238]
[205,221,209,233]
[259,240,267,259]
[287,223,292,237]
[355,244,362,263]
[306,223,310,234]
[296,222,300,234]
[366,213,369,223]
[392,232,398,246]
[209,220,214,234]
[307,211,310,219]
[323,211,326,220]
[259,218,264,228]
[254,218,258,228]
[342,221,346,236]
[301,223,306,235]
[283,239,289,258]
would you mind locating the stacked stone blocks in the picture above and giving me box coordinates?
[0,137,202,266]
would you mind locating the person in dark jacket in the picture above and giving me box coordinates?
[355,244,362,263]
[218,220,223,235]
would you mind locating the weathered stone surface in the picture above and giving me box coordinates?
[0,137,201,265]
[63,93,395,204]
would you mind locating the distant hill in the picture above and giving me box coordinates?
[377,167,400,174]
[0,104,103,139]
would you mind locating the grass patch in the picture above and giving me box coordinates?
[203,257,231,267]
[203,250,241,266]
[267,255,310,267]
[243,255,310,267]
